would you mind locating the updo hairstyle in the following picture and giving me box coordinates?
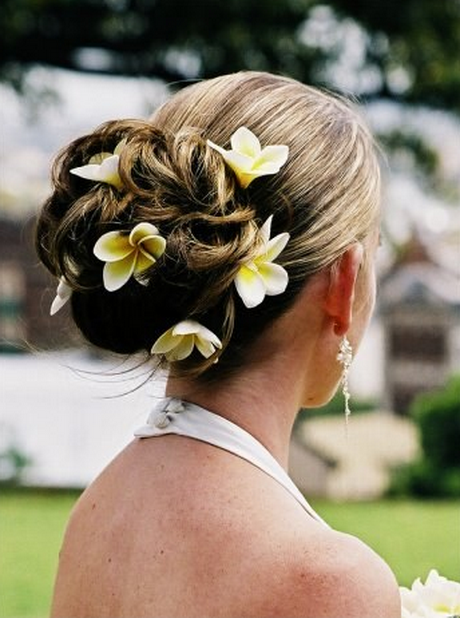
[35,71,381,380]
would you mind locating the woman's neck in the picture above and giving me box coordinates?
[165,275,332,469]
[165,375,295,470]
[165,336,319,470]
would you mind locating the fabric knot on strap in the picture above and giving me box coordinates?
[146,397,185,429]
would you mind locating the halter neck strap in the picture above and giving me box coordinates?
[135,397,328,527]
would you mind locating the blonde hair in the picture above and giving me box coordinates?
[36,71,380,378]
[153,72,380,272]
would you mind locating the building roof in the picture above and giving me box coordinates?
[379,232,460,308]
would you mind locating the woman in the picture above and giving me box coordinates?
[37,71,401,617]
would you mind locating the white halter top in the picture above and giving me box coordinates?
[134,397,328,527]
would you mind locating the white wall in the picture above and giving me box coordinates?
[0,351,165,487]
[0,324,384,488]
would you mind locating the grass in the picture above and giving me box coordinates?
[311,498,460,587]
[0,488,79,618]
[0,489,459,618]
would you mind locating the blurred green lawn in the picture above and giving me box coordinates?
[0,489,78,618]
[1,489,459,618]
[311,498,460,586]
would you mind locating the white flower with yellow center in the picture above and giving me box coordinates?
[207,127,289,189]
[94,222,166,292]
[400,570,460,618]
[151,320,222,361]
[235,215,289,309]
[50,277,72,315]
[70,141,125,189]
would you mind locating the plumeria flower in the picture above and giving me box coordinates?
[70,141,125,189]
[50,277,72,316]
[207,126,289,189]
[93,222,166,292]
[235,215,290,309]
[151,320,222,361]
[400,570,460,618]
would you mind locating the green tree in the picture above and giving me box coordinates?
[1,0,459,113]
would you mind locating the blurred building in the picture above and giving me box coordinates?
[299,413,418,500]
[0,216,77,351]
[379,233,460,414]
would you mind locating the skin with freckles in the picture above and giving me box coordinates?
[51,231,400,618]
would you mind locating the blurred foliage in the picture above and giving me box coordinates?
[388,375,460,498]
[379,130,439,181]
[331,0,460,112]
[0,443,33,486]
[377,129,458,201]
[1,0,459,113]
[415,375,460,469]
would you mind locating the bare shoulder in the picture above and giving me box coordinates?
[248,525,401,618]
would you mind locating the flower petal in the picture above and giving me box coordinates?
[168,336,194,361]
[113,139,126,155]
[235,264,266,308]
[257,145,289,168]
[94,231,133,262]
[220,150,255,174]
[230,127,261,159]
[56,277,72,300]
[88,152,114,165]
[239,168,284,186]
[195,337,217,358]
[140,235,166,259]
[263,232,290,262]
[50,294,67,316]
[102,254,135,291]
[258,262,289,296]
[252,160,285,174]
[208,140,256,188]
[259,215,273,245]
[208,129,288,189]
[97,155,123,188]
[192,323,223,352]
[172,319,202,336]
[71,155,122,188]
[50,277,73,316]
[233,172,258,189]
[129,222,161,246]
[70,164,102,182]
[159,320,222,359]
[134,247,157,274]
[195,324,222,349]
[150,326,179,355]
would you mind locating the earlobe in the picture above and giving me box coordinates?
[324,243,364,336]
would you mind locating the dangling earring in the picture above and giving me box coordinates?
[337,336,353,422]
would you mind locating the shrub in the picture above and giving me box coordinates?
[388,375,460,498]
[413,375,460,468]
[0,444,32,485]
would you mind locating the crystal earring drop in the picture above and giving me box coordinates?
[337,336,353,421]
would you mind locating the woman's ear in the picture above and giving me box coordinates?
[323,243,364,336]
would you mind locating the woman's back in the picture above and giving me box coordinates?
[51,429,399,617]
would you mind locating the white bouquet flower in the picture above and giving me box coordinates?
[400,570,460,618]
